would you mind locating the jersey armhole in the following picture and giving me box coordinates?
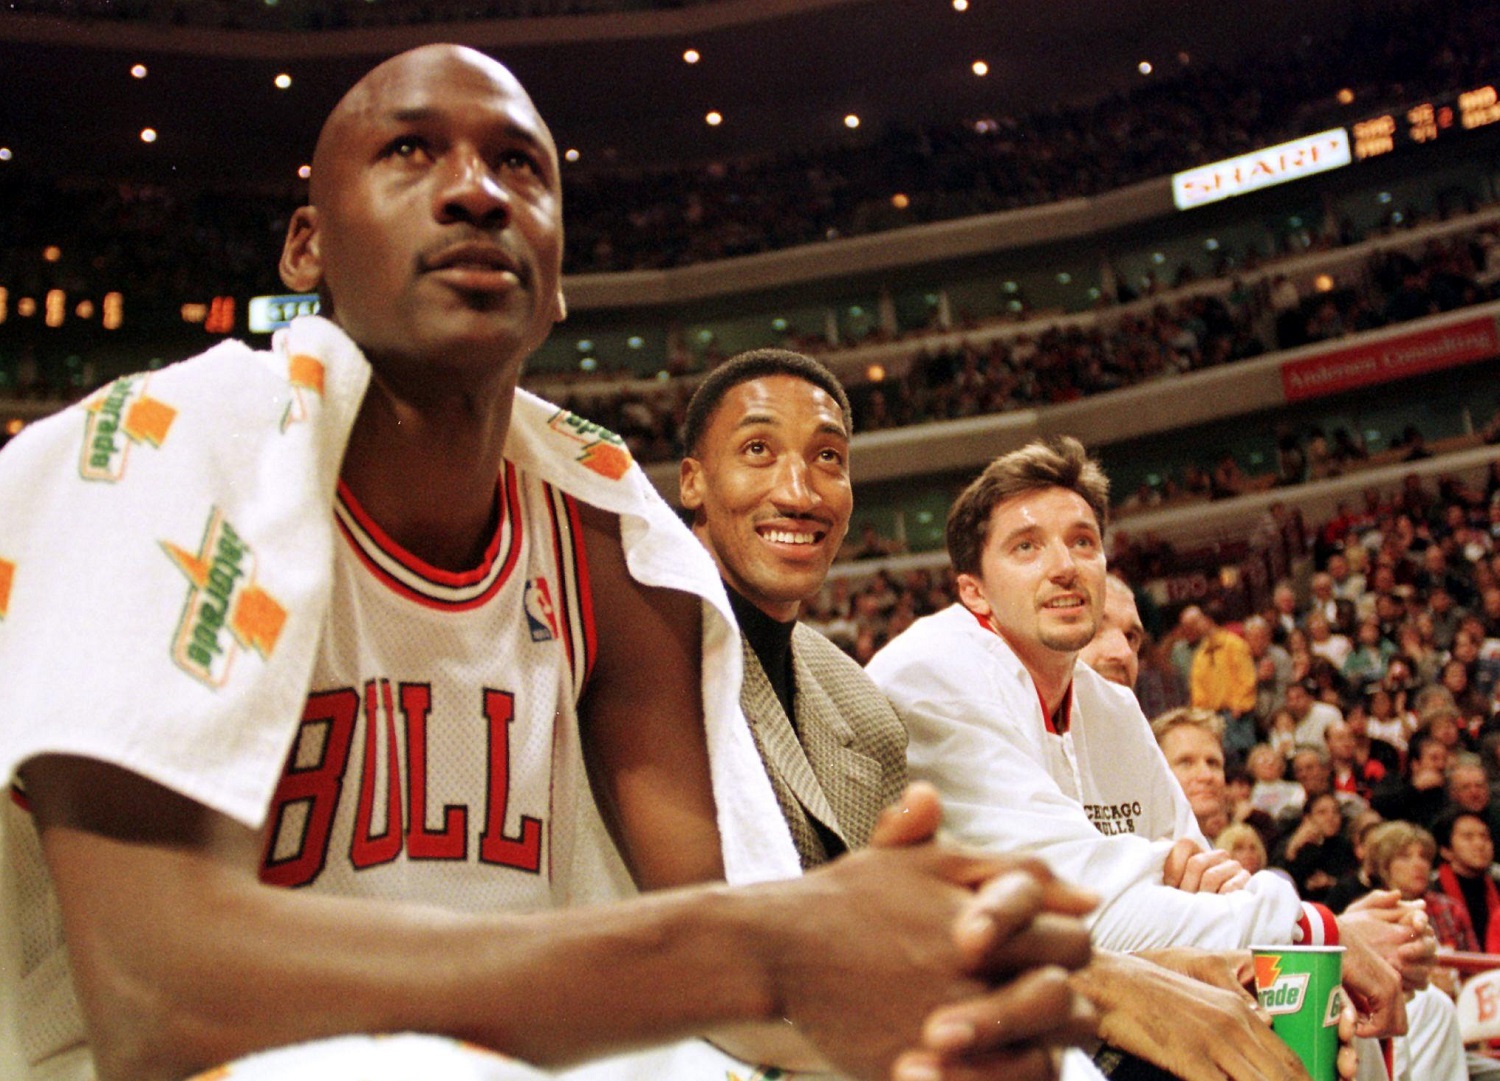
[544,485,598,702]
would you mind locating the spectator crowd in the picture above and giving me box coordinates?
[560,219,1500,471]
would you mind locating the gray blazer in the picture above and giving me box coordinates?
[739,625,908,869]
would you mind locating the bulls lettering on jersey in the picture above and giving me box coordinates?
[261,681,541,886]
[258,464,595,909]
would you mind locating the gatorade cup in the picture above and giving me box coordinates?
[1251,944,1344,1081]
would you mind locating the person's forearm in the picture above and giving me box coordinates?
[48,826,779,1081]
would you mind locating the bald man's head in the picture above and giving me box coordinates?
[1079,575,1144,688]
[307,45,554,207]
[278,44,567,376]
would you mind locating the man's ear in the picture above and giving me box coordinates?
[678,457,704,512]
[955,572,991,618]
[279,206,323,292]
[551,287,568,325]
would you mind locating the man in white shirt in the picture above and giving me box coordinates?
[868,436,1433,1044]
[1288,679,1345,748]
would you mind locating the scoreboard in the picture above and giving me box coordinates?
[1351,84,1500,160]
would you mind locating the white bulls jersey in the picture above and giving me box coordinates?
[2,460,597,1077]
[259,463,596,912]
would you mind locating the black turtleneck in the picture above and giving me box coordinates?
[726,585,798,723]
[1454,868,1492,945]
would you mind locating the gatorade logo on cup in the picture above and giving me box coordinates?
[1258,973,1310,1015]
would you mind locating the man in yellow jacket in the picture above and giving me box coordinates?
[1180,605,1257,767]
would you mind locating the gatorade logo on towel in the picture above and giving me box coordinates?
[79,374,177,482]
[546,409,632,481]
[281,353,326,431]
[0,557,13,619]
[162,508,287,687]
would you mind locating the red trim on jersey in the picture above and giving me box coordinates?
[544,487,576,675]
[563,494,598,685]
[335,463,524,611]
[1037,682,1073,735]
[970,606,1071,734]
[9,785,30,812]
[1294,901,1340,946]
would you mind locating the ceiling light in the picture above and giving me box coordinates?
[683,49,700,64]
[130,64,148,79]
[274,73,292,90]
[140,128,158,143]
[844,114,860,129]
[0,149,11,162]
[705,111,723,126]
[952,0,968,9]
[1337,88,1355,105]
[1138,61,1153,75]
[891,193,910,209]
[297,164,311,179]
[565,148,580,163]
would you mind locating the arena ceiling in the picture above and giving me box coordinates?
[2,0,1393,192]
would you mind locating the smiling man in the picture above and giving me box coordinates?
[679,349,907,869]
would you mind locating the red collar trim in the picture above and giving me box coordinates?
[1040,681,1073,735]
[969,607,1073,733]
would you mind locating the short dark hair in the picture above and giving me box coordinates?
[1433,806,1490,851]
[681,348,852,457]
[1407,726,1442,773]
[945,435,1110,577]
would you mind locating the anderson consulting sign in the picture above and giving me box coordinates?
[1280,315,1500,402]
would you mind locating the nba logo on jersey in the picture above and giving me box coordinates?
[524,577,559,642]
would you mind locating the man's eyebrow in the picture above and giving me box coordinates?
[388,106,439,124]
[730,414,849,441]
[995,523,1040,546]
[384,108,550,149]
[731,411,778,431]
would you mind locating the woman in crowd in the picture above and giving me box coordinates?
[1278,791,1358,903]
[1214,822,1269,875]
[1363,820,1474,996]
